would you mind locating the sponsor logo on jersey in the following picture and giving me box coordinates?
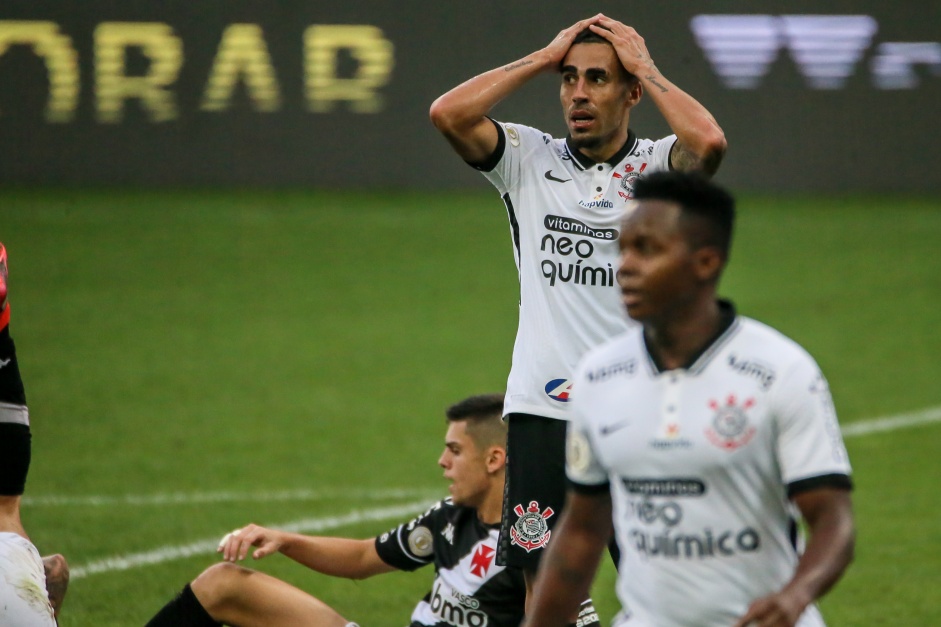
[631,499,684,526]
[727,354,776,389]
[544,215,618,240]
[649,421,693,450]
[705,395,757,451]
[621,478,707,497]
[544,378,573,402]
[469,543,496,577]
[429,580,488,626]
[630,525,761,560]
[578,198,614,209]
[587,359,636,383]
[539,217,618,288]
[510,501,554,552]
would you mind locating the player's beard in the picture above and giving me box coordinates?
[569,133,603,151]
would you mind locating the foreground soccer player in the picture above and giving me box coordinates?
[145,394,526,627]
[524,172,855,627]
[0,243,70,625]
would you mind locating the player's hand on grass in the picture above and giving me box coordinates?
[42,553,69,618]
[733,588,807,627]
[217,524,285,562]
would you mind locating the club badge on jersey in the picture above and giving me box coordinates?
[509,501,554,552]
[705,395,757,451]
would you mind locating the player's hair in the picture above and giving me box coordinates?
[570,27,637,84]
[446,394,506,450]
[633,171,736,258]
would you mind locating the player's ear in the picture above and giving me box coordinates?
[693,246,724,282]
[486,446,506,474]
[626,77,642,107]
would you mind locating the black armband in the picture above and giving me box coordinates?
[0,422,31,495]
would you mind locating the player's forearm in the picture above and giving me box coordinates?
[784,499,856,610]
[278,535,387,580]
[430,51,551,134]
[637,68,727,173]
[523,537,604,626]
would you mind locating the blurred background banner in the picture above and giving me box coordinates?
[1,0,939,191]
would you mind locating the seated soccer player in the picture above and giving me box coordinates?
[145,394,526,627]
[0,243,70,625]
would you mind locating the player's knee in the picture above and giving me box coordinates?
[192,562,248,611]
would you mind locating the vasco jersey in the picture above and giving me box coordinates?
[566,311,853,627]
[477,120,674,420]
[375,498,525,627]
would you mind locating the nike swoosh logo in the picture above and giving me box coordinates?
[544,170,571,183]
[0,358,10,369]
[600,422,629,436]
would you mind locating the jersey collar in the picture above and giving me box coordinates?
[565,129,638,171]
[643,300,739,375]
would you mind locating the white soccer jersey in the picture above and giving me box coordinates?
[478,121,675,420]
[0,532,56,626]
[566,310,852,627]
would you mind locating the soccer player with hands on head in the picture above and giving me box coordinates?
[430,12,726,618]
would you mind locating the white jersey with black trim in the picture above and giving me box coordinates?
[374,498,525,627]
[566,311,852,627]
[477,121,675,420]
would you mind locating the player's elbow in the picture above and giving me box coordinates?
[429,93,474,137]
[702,130,728,173]
[692,130,727,177]
[429,95,456,133]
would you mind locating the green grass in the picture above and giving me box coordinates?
[2,189,940,625]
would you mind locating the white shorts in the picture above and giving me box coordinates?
[0,532,56,626]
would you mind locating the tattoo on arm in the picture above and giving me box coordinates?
[671,142,722,175]
[504,60,534,72]
[645,74,669,93]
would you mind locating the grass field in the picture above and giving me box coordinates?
[3,188,940,625]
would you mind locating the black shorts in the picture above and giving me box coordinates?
[496,413,568,571]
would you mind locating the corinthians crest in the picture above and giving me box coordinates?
[705,395,757,451]
[510,501,554,552]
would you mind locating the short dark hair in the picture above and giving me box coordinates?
[446,394,506,449]
[569,27,637,84]
[633,171,736,257]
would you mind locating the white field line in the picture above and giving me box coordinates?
[22,487,434,507]
[70,499,436,580]
[840,404,941,438]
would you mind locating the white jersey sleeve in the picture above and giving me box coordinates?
[565,365,610,489]
[772,353,852,491]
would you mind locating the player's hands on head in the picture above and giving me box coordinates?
[733,588,807,627]
[216,524,284,562]
[588,17,657,76]
[541,14,604,68]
